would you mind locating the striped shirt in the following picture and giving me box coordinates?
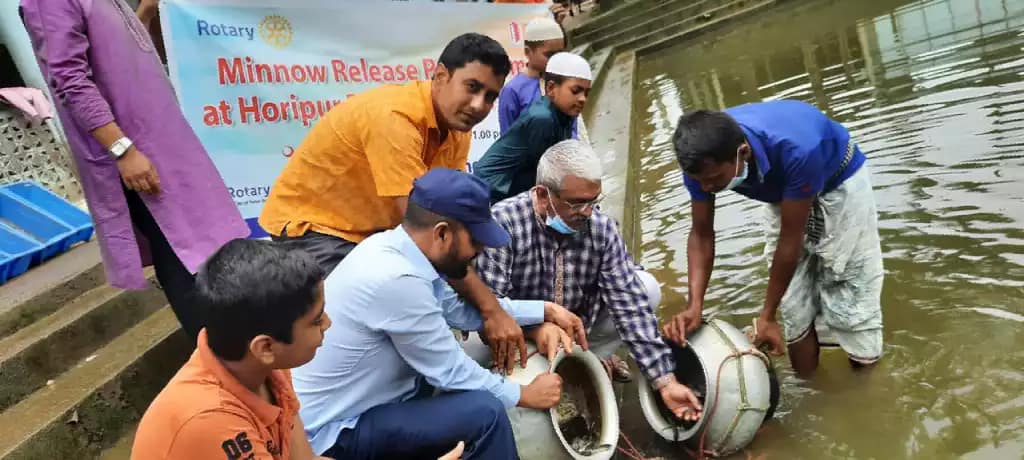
[475,192,675,381]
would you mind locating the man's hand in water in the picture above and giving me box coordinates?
[438,441,465,460]
[754,315,786,356]
[658,376,703,422]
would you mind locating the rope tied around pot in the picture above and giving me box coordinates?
[623,318,775,459]
[696,320,773,458]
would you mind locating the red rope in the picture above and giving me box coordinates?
[618,429,703,460]
[697,348,770,459]
[617,431,648,460]
[697,357,732,458]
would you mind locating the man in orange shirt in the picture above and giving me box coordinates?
[259,33,509,273]
[260,33,571,373]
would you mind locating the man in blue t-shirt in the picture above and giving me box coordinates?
[497,17,578,138]
[663,100,884,377]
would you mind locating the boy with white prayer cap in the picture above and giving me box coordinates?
[474,52,592,203]
[497,17,577,136]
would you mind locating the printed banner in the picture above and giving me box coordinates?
[160,0,552,234]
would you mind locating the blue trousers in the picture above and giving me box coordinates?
[323,390,518,460]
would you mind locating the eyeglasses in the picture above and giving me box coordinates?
[554,192,603,213]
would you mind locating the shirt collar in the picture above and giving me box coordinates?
[740,125,770,182]
[196,329,283,426]
[420,80,439,130]
[393,225,442,281]
[542,97,577,128]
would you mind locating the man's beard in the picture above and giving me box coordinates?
[436,250,474,280]
[568,216,590,230]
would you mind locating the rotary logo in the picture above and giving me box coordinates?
[259,15,293,49]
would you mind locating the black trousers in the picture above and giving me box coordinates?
[272,230,356,277]
[124,188,202,343]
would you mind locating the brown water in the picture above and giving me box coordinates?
[626,0,1024,458]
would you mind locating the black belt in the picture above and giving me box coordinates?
[808,138,856,243]
[825,138,856,191]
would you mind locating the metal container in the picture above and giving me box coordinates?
[462,335,618,460]
[637,318,775,457]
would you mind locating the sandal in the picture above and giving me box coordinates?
[601,355,633,383]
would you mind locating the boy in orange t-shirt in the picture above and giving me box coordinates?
[131,240,471,460]
[131,239,331,460]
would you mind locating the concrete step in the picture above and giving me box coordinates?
[0,241,104,341]
[570,42,593,60]
[97,425,135,460]
[0,280,166,412]
[574,0,700,44]
[587,0,738,49]
[0,306,191,459]
[632,0,777,54]
[571,0,662,39]
[591,0,771,54]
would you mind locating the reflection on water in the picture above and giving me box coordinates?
[629,0,1024,458]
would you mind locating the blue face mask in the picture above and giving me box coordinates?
[723,149,748,191]
[543,189,578,235]
[546,213,577,235]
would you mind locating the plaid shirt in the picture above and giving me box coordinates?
[475,192,675,382]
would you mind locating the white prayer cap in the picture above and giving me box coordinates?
[524,17,564,42]
[544,52,593,81]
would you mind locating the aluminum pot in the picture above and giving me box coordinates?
[637,318,776,457]
[462,335,618,460]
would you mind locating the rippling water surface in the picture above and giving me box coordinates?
[624,0,1024,458]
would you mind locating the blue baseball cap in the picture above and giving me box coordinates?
[409,168,510,247]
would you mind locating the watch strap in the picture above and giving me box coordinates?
[109,137,133,159]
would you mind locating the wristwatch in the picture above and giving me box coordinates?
[108,137,134,159]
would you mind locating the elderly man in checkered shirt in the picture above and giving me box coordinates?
[476,139,703,419]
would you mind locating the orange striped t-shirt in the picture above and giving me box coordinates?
[131,330,300,460]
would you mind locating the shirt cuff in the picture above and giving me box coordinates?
[80,109,115,133]
[500,298,545,326]
[643,352,678,387]
[497,379,522,409]
[651,373,676,390]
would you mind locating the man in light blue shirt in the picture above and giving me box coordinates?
[292,168,572,460]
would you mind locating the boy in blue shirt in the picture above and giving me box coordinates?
[474,52,592,203]
[497,17,577,137]
[663,100,884,377]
